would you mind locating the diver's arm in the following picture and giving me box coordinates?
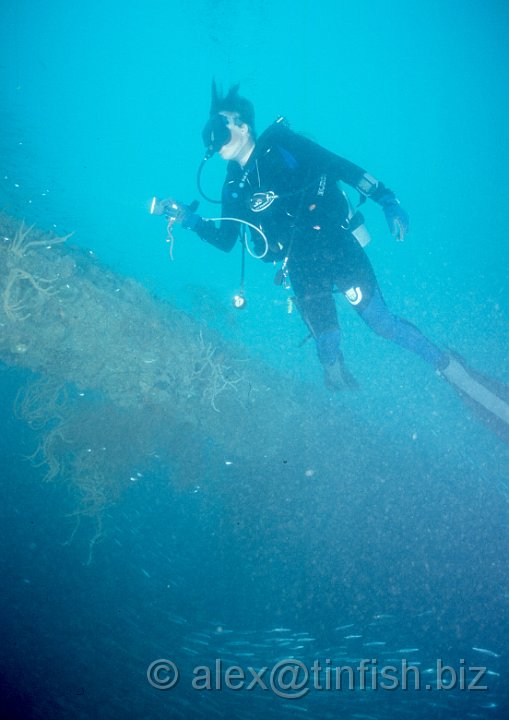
[191,216,238,252]
[189,180,240,252]
[277,128,394,200]
[280,130,409,239]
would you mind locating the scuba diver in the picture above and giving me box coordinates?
[151,82,509,442]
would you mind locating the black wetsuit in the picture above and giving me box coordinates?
[193,121,445,369]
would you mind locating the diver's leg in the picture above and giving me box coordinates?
[362,289,509,437]
[337,235,509,439]
[289,262,357,390]
[334,233,447,367]
[356,286,447,368]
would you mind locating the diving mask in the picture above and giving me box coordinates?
[202,113,231,158]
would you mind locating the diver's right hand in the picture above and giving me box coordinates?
[150,197,201,230]
[175,201,201,230]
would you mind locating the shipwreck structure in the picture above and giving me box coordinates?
[1,213,374,518]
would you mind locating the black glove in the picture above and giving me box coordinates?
[377,192,409,241]
[174,201,201,230]
[150,198,201,230]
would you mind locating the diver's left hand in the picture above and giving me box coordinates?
[379,194,409,241]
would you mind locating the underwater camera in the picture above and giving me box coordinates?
[149,197,179,218]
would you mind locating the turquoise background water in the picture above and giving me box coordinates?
[2,0,509,410]
[1,1,508,718]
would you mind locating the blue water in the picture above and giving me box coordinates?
[1,1,508,718]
